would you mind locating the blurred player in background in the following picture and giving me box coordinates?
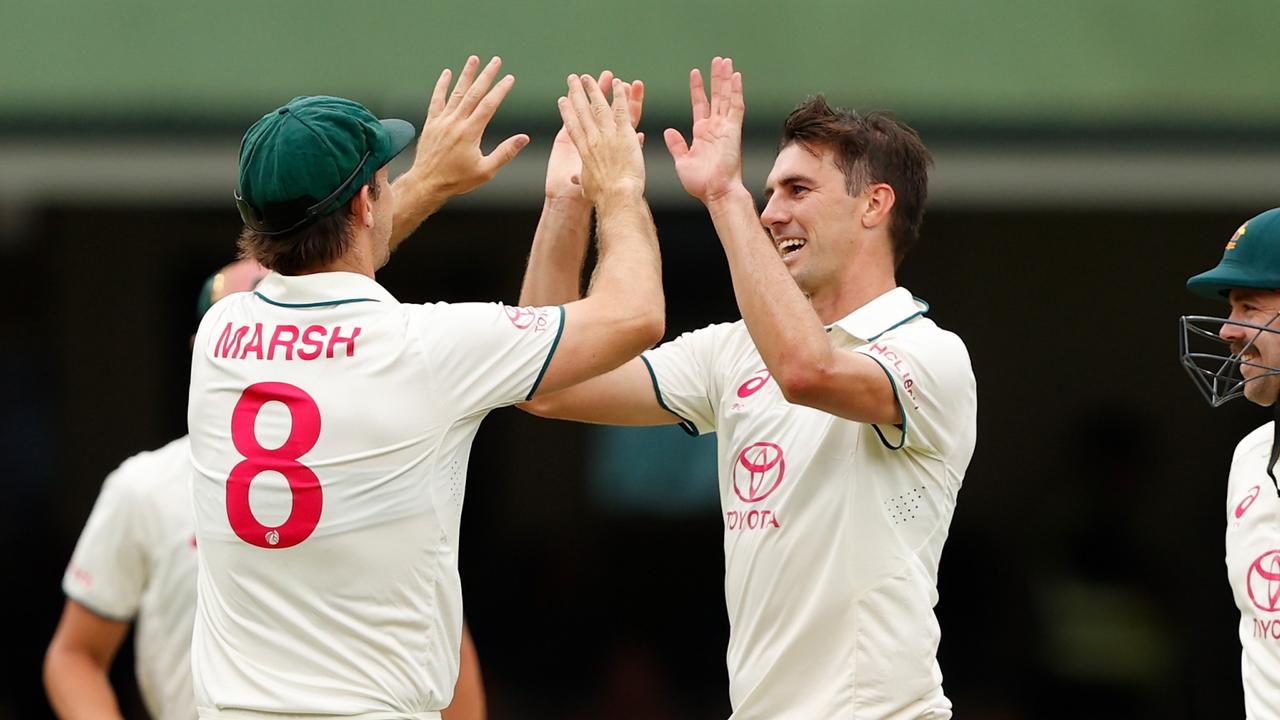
[523,57,977,718]
[1180,207,1280,720]
[186,57,661,717]
[44,260,487,720]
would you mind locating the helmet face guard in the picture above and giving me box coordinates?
[1179,312,1280,407]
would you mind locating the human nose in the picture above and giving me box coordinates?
[1220,314,1248,344]
[759,194,788,228]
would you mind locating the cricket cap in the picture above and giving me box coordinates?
[235,95,415,235]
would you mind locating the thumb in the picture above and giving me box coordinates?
[482,134,530,174]
[663,128,689,159]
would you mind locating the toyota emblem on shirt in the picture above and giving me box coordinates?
[1247,550,1280,613]
[733,441,785,503]
[504,305,537,330]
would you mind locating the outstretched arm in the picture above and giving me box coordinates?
[520,71,644,307]
[666,58,898,424]
[522,74,665,398]
[390,55,531,250]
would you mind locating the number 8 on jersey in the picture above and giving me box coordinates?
[227,382,323,548]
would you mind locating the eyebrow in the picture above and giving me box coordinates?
[763,174,817,199]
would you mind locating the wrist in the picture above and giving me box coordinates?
[542,193,592,213]
[394,170,450,212]
[593,182,646,209]
[704,183,753,211]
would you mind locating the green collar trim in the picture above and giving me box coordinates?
[253,291,380,309]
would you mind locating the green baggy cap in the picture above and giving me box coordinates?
[1187,208,1280,301]
[236,95,415,233]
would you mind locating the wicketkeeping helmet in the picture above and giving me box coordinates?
[1180,208,1280,407]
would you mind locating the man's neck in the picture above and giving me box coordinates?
[809,272,897,325]
[296,238,377,278]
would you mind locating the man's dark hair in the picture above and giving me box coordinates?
[237,177,382,274]
[780,96,932,266]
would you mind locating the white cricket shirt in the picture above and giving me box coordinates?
[643,287,976,720]
[187,271,563,718]
[1225,422,1280,719]
[63,436,199,720]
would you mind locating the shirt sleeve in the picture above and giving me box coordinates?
[414,302,566,414]
[853,327,976,458]
[61,460,151,621]
[639,324,729,437]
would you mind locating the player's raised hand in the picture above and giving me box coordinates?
[556,74,645,203]
[545,71,645,200]
[408,55,530,198]
[665,56,746,204]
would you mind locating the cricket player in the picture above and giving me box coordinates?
[522,58,977,719]
[187,56,661,718]
[44,261,488,720]
[1180,207,1280,719]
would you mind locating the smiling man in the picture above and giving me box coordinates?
[521,58,977,719]
[1181,207,1280,720]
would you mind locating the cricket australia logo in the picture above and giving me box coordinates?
[727,441,784,531]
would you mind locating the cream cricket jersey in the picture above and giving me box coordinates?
[643,287,976,720]
[1225,422,1280,719]
[187,271,563,718]
[63,436,199,720]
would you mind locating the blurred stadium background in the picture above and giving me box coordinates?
[4,1,1280,717]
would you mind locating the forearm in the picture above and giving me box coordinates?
[519,196,593,306]
[706,187,831,378]
[388,171,450,251]
[587,188,664,332]
[44,649,123,720]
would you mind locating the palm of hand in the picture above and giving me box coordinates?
[545,127,582,198]
[675,115,742,200]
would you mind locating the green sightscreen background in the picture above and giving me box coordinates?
[3,0,1277,128]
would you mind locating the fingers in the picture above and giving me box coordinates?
[557,95,588,150]
[597,70,615,96]
[689,68,709,120]
[581,73,612,123]
[663,128,689,159]
[611,79,630,129]
[458,56,504,116]
[628,79,645,128]
[427,68,452,120]
[473,74,516,126]
[709,57,723,117]
[710,56,734,117]
[730,71,745,118]
[481,133,531,175]
[446,56,481,112]
[566,74,601,143]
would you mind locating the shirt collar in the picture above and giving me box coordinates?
[251,271,398,308]
[829,287,929,342]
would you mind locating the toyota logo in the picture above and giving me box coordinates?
[732,441,785,503]
[504,305,536,330]
[1247,550,1280,613]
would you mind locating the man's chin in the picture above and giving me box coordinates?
[1243,382,1280,407]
